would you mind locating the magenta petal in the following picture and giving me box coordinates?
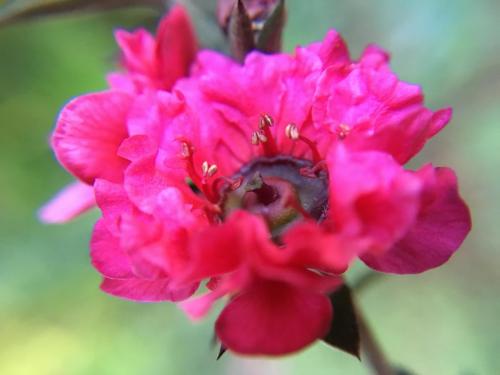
[100,277,197,303]
[39,181,95,223]
[156,4,197,90]
[52,91,131,184]
[115,29,156,76]
[216,281,332,355]
[90,219,134,279]
[361,167,471,274]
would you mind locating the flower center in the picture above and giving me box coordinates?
[220,156,329,239]
[179,114,329,238]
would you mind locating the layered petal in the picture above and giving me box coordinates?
[115,28,156,77]
[156,4,197,90]
[361,166,471,274]
[282,221,357,274]
[215,281,332,355]
[313,44,452,164]
[90,219,134,279]
[52,91,131,184]
[100,277,197,303]
[181,46,333,174]
[109,5,197,93]
[327,146,422,252]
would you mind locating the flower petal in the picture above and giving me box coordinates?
[90,219,134,279]
[327,145,421,251]
[38,181,95,223]
[115,28,156,76]
[100,277,197,303]
[313,45,452,164]
[215,281,332,355]
[52,91,131,184]
[361,166,471,273]
[156,4,197,90]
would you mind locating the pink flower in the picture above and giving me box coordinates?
[40,5,197,223]
[49,29,471,355]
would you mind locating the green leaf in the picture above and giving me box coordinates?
[322,284,360,358]
[0,0,164,27]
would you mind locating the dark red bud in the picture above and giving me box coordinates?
[217,0,280,32]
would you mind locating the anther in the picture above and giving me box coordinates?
[181,141,193,158]
[257,132,268,143]
[285,123,300,140]
[251,131,260,145]
[202,161,209,175]
[253,114,278,156]
[207,164,218,177]
[285,123,322,164]
[260,114,274,129]
[337,124,351,139]
[251,131,269,144]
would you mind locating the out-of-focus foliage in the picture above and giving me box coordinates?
[0,0,163,26]
[0,0,499,374]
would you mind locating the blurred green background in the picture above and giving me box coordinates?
[0,0,499,374]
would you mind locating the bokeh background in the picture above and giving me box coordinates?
[0,0,499,374]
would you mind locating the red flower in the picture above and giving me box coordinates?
[39,5,197,223]
[48,24,471,355]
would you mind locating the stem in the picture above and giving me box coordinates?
[355,302,396,375]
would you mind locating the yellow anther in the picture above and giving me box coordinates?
[207,164,218,177]
[202,161,209,175]
[257,131,268,143]
[251,131,260,145]
[202,161,218,178]
[285,123,300,140]
[181,142,192,158]
[259,114,274,129]
[337,124,351,139]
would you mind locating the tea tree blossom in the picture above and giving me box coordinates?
[46,5,470,356]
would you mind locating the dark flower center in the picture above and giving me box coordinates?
[221,156,329,238]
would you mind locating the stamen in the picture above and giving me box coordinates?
[257,131,268,143]
[260,114,274,129]
[285,123,300,140]
[337,124,351,139]
[177,139,219,204]
[252,114,279,156]
[181,141,194,158]
[202,160,218,178]
[208,165,218,177]
[202,161,209,175]
[251,131,260,145]
[285,123,322,164]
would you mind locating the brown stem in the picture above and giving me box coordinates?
[355,302,396,375]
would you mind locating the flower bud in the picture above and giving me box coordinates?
[217,0,280,33]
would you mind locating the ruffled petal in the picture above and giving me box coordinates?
[100,277,197,302]
[52,91,131,184]
[115,28,156,76]
[177,210,264,283]
[361,166,471,274]
[94,179,133,236]
[327,145,421,251]
[308,29,350,69]
[90,219,134,279]
[215,281,332,355]
[282,221,357,274]
[39,181,95,223]
[156,4,197,90]
[313,45,452,164]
